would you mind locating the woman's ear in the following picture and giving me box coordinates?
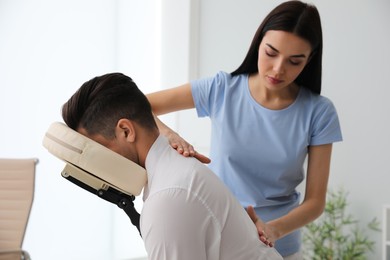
[116,119,136,143]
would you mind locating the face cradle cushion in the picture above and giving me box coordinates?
[42,122,147,234]
[42,122,147,196]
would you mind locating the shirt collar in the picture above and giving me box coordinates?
[143,134,170,199]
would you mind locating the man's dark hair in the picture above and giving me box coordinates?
[62,72,157,138]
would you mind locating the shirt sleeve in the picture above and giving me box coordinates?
[191,71,229,118]
[140,188,220,260]
[310,97,343,145]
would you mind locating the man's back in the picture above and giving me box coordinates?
[141,135,282,260]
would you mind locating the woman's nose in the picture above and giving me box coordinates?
[273,58,285,74]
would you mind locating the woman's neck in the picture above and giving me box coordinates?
[248,74,299,110]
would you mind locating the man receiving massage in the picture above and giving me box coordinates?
[60,72,281,260]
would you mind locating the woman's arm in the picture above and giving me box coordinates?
[147,83,195,115]
[250,144,333,244]
[146,84,211,163]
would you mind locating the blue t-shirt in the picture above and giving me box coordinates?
[191,71,343,256]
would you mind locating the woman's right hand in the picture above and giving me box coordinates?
[147,85,210,162]
[166,131,211,164]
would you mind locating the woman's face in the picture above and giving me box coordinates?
[257,30,312,91]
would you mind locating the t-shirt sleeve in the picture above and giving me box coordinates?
[140,188,220,260]
[191,71,229,118]
[310,97,343,146]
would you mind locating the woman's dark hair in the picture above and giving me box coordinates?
[231,1,323,94]
[62,72,157,138]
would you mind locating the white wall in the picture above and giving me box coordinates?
[0,0,159,259]
[1,0,390,259]
[1,1,115,259]
[320,1,390,258]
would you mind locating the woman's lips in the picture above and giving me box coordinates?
[267,75,283,85]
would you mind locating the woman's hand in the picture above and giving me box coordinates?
[246,205,275,247]
[166,131,211,164]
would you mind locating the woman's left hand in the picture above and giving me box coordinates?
[246,205,275,247]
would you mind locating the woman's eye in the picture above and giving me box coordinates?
[265,50,276,57]
[289,60,301,66]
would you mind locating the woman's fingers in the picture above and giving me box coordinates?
[168,133,211,164]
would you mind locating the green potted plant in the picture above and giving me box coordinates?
[303,188,380,259]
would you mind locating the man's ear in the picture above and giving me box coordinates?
[116,119,136,143]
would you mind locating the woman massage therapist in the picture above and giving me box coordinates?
[146,1,342,258]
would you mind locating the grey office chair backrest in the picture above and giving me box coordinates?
[0,158,37,260]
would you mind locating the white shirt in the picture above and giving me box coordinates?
[141,135,282,260]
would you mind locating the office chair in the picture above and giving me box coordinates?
[0,158,37,260]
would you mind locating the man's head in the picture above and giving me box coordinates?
[62,72,158,165]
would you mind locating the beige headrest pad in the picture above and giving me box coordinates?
[42,122,147,196]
